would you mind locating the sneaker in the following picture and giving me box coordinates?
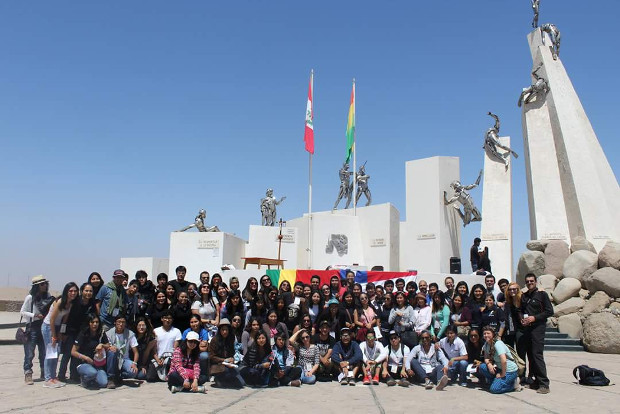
[170,385,182,393]
[372,374,380,385]
[289,379,301,387]
[424,378,433,390]
[194,385,207,393]
[25,373,33,385]
[399,379,410,387]
[340,378,348,386]
[513,377,522,392]
[386,378,396,387]
[363,376,371,385]
[52,379,66,387]
[43,381,61,388]
[436,375,449,391]
[459,382,468,387]
[348,378,356,386]
[106,381,117,389]
[537,387,550,394]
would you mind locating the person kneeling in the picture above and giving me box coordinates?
[168,332,207,393]
[479,326,520,394]
[404,330,449,390]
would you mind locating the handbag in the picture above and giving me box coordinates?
[16,322,29,344]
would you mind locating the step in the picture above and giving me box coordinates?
[544,344,584,352]
[546,332,569,339]
[545,338,582,346]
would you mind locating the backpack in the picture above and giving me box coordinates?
[573,365,610,386]
[505,344,525,377]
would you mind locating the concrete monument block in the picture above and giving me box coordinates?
[400,156,460,274]
[169,232,246,284]
[119,257,169,281]
[480,136,513,279]
[246,225,298,269]
[522,29,620,251]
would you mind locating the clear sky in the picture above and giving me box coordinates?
[1,1,618,290]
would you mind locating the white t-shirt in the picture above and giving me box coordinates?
[439,337,467,360]
[386,343,411,368]
[191,300,217,321]
[154,326,182,357]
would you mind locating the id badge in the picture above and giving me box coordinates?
[390,365,398,374]
[112,308,120,317]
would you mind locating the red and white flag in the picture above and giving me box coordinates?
[303,71,314,154]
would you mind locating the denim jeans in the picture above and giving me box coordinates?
[409,359,444,383]
[199,352,209,378]
[77,363,108,388]
[41,323,58,381]
[23,320,45,375]
[446,360,468,383]
[479,364,518,394]
[300,369,316,384]
[106,350,138,381]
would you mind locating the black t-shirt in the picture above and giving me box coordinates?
[75,331,109,359]
[470,244,479,264]
[169,279,189,294]
[311,333,336,357]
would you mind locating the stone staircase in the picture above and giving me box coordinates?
[544,327,584,351]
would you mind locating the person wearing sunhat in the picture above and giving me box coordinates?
[21,275,53,385]
[331,326,362,385]
[96,270,129,331]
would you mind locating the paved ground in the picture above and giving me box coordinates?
[1,345,618,413]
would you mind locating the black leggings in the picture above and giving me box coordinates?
[167,370,207,388]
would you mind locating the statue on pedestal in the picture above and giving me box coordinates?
[355,163,372,207]
[540,23,561,60]
[518,63,550,107]
[176,209,220,232]
[261,188,286,226]
[333,163,353,210]
[484,112,519,170]
[531,0,540,29]
[444,170,483,227]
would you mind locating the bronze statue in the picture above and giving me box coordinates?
[444,170,483,227]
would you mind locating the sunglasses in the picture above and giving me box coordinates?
[508,288,518,292]
[301,335,310,339]
[390,336,399,340]
[421,337,431,341]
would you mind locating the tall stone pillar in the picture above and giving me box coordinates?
[522,29,620,251]
[480,137,513,279]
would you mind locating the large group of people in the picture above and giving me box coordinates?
[20,267,553,395]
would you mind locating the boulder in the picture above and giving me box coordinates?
[544,240,570,278]
[598,241,620,270]
[579,289,590,300]
[584,267,620,298]
[610,302,620,313]
[547,316,558,328]
[558,313,582,339]
[562,250,598,284]
[580,291,611,318]
[583,312,620,353]
[537,274,558,292]
[526,239,549,252]
[552,278,582,304]
[516,251,545,286]
[570,236,597,254]
[553,297,585,317]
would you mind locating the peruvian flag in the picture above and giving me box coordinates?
[303,71,314,154]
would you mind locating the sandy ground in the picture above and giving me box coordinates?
[0,345,618,414]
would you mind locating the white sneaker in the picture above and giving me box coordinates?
[514,377,522,392]
[436,375,449,391]
[424,379,433,389]
[170,385,183,393]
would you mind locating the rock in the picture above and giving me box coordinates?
[516,251,545,286]
[526,239,549,252]
[558,313,582,339]
[570,236,597,254]
[583,313,620,353]
[538,274,558,292]
[584,267,620,298]
[610,302,620,313]
[552,278,582,304]
[553,297,585,317]
[579,289,590,300]
[544,240,570,278]
[598,241,620,270]
[562,250,598,284]
[547,317,558,328]
[581,291,611,318]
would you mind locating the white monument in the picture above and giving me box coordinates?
[400,156,461,274]
[522,28,620,251]
[246,224,298,269]
[119,257,169,281]
[480,137,513,279]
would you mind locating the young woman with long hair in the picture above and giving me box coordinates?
[430,291,450,341]
[71,313,110,389]
[479,326,520,394]
[168,332,207,393]
[191,283,219,336]
[21,276,53,384]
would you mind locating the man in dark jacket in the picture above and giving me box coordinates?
[470,237,481,271]
[518,273,553,394]
[331,327,362,385]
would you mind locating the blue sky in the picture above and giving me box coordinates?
[1,1,618,289]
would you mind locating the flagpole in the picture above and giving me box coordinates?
[352,78,357,217]
[307,70,314,269]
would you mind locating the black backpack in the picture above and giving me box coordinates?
[572,365,610,386]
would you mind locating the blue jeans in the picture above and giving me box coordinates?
[106,350,137,381]
[199,352,209,378]
[446,360,468,383]
[41,323,58,381]
[300,369,316,384]
[409,359,444,383]
[77,364,108,388]
[23,321,45,375]
[479,364,518,394]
